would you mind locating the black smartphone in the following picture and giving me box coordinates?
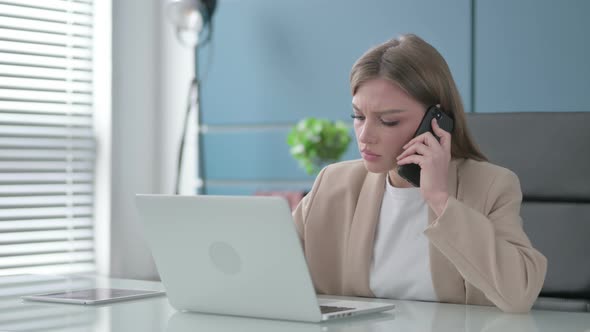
[396,105,454,187]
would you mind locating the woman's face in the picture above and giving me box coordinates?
[351,78,426,174]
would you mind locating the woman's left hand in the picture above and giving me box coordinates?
[396,118,452,217]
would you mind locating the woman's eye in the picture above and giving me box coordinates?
[350,114,365,121]
[380,120,400,127]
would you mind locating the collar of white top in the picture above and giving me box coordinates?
[385,174,423,200]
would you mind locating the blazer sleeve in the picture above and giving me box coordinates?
[424,169,548,313]
[292,167,328,251]
[292,194,308,249]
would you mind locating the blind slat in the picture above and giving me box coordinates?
[0,53,91,70]
[0,137,94,149]
[0,184,92,195]
[0,149,95,161]
[0,229,93,243]
[0,217,92,232]
[0,113,93,126]
[0,40,91,59]
[0,77,92,94]
[0,161,94,172]
[0,125,93,138]
[0,89,91,104]
[0,1,92,14]
[0,274,93,292]
[0,240,93,256]
[0,16,91,37]
[0,173,94,183]
[0,206,93,221]
[0,252,93,268]
[0,194,92,206]
[0,4,92,25]
[0,28,91,48]
[0,65,91,82]
[0,101,91,115]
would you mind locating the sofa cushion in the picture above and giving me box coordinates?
[465,112,590,201]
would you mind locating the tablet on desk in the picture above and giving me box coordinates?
[21,288,166,305]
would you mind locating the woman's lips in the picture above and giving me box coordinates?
[361,150,381,162]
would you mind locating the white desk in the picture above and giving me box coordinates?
[1,274,589,332]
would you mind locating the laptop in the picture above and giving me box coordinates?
[135,194,395,322]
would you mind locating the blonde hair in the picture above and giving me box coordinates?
[350,34,487,161]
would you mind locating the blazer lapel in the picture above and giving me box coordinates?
[428,158,467,303]
[342,171,386,297]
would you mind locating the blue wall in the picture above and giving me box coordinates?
[475,0,590,113]
[197,0,589,195]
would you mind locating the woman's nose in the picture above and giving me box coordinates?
[358,122,377,144]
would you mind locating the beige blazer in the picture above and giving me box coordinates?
[292,158,547,313]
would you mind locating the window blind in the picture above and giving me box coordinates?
[0,0,96,276]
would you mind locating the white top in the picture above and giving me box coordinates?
[369,176,437,302]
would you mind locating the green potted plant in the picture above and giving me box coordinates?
[287,117,352,175]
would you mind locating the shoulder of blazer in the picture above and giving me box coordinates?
[457,159,518,184]
[456,159,521,208]
[299,159,368,223]
[316,159,370,196]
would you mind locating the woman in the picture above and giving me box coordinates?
[292,34,547,313]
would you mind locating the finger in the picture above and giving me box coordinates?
[397,142,429,161]
[403,135,421,149]
[403,131,438,150]
[431,119,452,150]
[423,131,440,147]
[397,154,424,167]
[431,118,450,139]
